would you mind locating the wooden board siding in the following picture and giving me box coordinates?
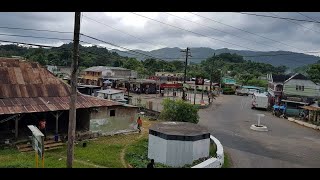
[284,79,320,97]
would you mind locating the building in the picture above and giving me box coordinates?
[0,58,138,141]
[97,89,127,103]
[283,73,320,99]
[154,72,184,77]
[80,66,137,86]
[77,84,102,96]
[267,73,292,106]
[150,72,184,82]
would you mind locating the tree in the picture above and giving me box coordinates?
[123,58,143,70]
[239,73,254,85]
[160,99,199,124]
[307,64,320,84]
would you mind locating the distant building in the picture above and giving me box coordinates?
[97,89,127,103]
[150,72,184,82]
[46,65,71,80]
[80,66,137,86]
[222,77,236,85]
[267,73,292,105]
[154,72,184,77]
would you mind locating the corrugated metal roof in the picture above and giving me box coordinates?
[0,58,123,115]
[84,66,130,72]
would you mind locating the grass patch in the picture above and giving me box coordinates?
[0,119,165,168]
[0,147,94,168]
[222,152,231,168]
[0,133,142,168]
[125,138,170,168]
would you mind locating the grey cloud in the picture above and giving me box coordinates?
[0,12,320,55]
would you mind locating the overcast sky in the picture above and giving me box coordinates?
[0,12,320,56]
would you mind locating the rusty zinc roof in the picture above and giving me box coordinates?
[0,58,122,115]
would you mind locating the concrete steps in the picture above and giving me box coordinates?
[17,140,64,152]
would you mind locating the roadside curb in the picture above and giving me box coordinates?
[287,117,320,130]
[192,135,224,168]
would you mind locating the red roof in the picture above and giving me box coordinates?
[0,58,122,115]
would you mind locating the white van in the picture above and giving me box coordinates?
[251,93,268,109]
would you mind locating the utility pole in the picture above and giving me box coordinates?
[67,12,81,168]
[181,47,191,100]
[209,53,215,103]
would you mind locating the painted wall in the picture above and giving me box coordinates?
[166,139,194,167]
[148,134,167,164]
[148,134,210,167]
[89,106,137,135]
[284,79,320,97]
[192,138,210,161]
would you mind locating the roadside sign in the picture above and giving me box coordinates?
[27,125,44,168]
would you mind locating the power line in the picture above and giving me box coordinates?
[296,12,320,23]
[81,33,170,61]
[0,39,59,48]
[0,33,74,41]
[131,12,258,51]
[0,26,72,34]
[82,14,165,49]
[235,12,320,24]
[269,12,320,34]
[188,12,308,52]
[164,12,277,51]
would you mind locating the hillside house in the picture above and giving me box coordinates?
[80,66,137,86]
[267,73,292,106]
[283,73,320,99]
[0,58,138,141]
[282,73,320,116]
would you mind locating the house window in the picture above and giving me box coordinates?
[296,85,304,91]
[110,110,115,117]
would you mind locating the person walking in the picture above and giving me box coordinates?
[137,116,142,133]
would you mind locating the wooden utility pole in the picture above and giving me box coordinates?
[209,53,215,103]
[181,47,191,100]
[67,12,81,168]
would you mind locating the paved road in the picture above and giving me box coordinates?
[199,95,320,168]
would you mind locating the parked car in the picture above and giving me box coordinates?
[235,88,249,96]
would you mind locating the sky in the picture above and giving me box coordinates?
[0,12,320,56]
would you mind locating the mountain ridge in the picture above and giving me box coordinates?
[111,47,319,69]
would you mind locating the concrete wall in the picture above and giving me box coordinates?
[166,139,194,167]
[148,134,167,164]
[192,138,210,161]
[284,79,320,97]
[89,106,138,135]
[148,134,210,167]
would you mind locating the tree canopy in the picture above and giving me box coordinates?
[160,99,199,124]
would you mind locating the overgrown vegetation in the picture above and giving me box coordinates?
[125,138,170,168]
[160,98,199,124]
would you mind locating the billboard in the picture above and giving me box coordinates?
[195,77,204,85]
[160,83,182,89]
